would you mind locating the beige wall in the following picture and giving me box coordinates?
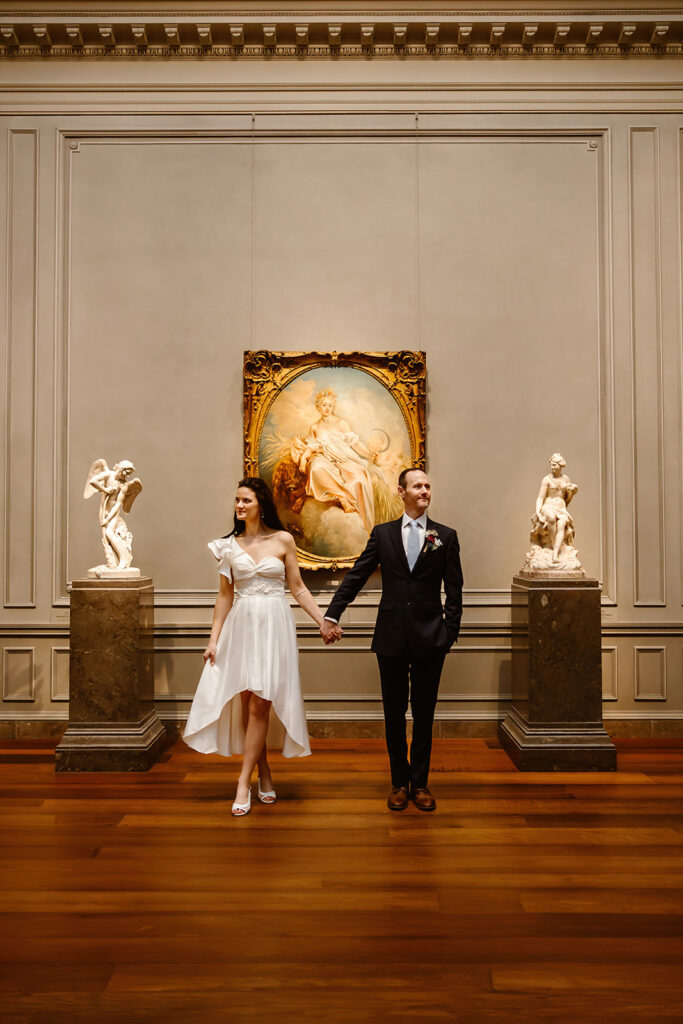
[1,28,682,732]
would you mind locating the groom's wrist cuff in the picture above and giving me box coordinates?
[323,616,338,624]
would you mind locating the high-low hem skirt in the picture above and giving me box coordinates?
[183,593,311,759]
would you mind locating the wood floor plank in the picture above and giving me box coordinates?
[0,964,113,995]
[4,933,683,965]
[520,888,683,914]
[105,961,493,994]
[0,889,441,913]
[491,962,683,993]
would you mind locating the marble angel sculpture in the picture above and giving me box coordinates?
[522,453,584,576]
[84,459,143,577]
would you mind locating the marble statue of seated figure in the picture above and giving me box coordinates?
[523,453,583,575]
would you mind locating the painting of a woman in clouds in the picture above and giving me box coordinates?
[257,365,411,566]
[291,387,378,533]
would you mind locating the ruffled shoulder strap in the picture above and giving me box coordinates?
[208,536,233,581]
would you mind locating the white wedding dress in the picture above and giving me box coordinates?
[183,535,311,758]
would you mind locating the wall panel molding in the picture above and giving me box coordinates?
[634,645,667,700]
[152,587,618,609]
[4,128,37,608]
[629,125,666,606]
[596,127,618,603]
[3,621,682,640]
[56,127,615,605]
[154,644,202,702]
[52,127,69,606]
[679,129,683,609]
[157,708,508,722]
[602,646,618,700]
[598,128,618,606]
[2,646,35,701]
[50,647,69,702]
[0,710,67,721]
[3,708,683,724]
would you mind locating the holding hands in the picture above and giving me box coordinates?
[320,619,343,645]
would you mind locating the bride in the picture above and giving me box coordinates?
[183,477,337,816]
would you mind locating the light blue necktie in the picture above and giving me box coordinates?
[406,520,420,571]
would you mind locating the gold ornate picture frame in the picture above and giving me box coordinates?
[244,351,426,570]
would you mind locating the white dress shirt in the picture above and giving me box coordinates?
[402,511,427,557]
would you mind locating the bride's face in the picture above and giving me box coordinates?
[235,487,260,525]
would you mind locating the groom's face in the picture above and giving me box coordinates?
[398,470,431,517]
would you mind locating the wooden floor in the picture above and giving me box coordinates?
[1,737,683,1023]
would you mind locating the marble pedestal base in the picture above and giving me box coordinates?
[55,576,166,772]
[498,575,616,772]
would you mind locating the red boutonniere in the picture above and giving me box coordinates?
[423,530,443,553]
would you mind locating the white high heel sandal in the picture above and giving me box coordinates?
[231,787,252,817]
[258,786,277,804]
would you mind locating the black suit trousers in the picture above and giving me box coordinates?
[376,648,446,789]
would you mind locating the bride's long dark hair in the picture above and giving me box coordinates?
[225,477,285,537]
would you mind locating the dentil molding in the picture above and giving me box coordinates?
[2,5,683,58]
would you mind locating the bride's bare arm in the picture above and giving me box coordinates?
[282,533,325,628]
[204,573,234,665]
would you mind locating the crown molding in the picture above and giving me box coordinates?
[2,6,683,58]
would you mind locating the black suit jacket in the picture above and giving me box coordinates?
[325,516,463,658]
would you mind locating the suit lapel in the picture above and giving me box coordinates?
[411,517,436,575]
[389,517,411,574]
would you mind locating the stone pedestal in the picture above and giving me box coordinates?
[55,576,166,772]
[498,575,616,771]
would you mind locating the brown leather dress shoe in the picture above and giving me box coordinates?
[411,786,436,811]
[387,786,410,811]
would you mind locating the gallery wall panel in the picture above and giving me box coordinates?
[49,647,69,702]
[679,130,683,610]
[58,128,613,606]
[628,127,666,607]
[2,647,34,701]
[634,645,667,701]
[0,636,68,716]
[154,645,205,702]
[4,129,37,609]
[252,139,417,351]
[602,647,618,701]
[418,135,604,590]
[63,137,253,595]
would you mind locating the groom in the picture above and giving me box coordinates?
[321,469,463,811]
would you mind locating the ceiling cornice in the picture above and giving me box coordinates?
[2,5,683,58]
